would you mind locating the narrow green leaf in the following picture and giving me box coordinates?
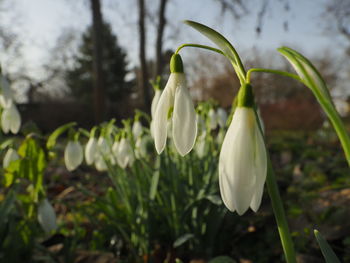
[46,122,76,150]
[208,256,236,263]
[314,229,341,263]
[173,233,194,248]
[184,20,246,82]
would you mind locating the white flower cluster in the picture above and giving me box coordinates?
[0,74,21,134]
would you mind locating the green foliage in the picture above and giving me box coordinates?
[65,22,129,103]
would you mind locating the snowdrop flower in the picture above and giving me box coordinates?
[195,131,207,158]
[3,148,19,169]
[116,138,134,168]
[219,83,267,215]
[85,137,97,165]
[153,54,197,156]
[135,135,152,159]
[217,108,228,128]
[0,75,13,108]
[208,108,217,130]
[64,141,83,171]
[38,198,57,233]
[95,155,107,171]
[132,120,143,138]
[1,103,21,134]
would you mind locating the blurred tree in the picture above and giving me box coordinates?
[65,22,128,108]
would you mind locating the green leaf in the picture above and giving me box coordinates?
[173,233,194,248]
[277,47,332,103]
[314,229,341,263]
[184,20,245,83]
[46,122,76,150]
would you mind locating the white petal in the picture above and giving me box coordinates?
[95,155,107,171]
[64,141,83,171]
[1,104,21,134]
[132,121,143,138]
[3,148,19,168]
[85,138,97,165]
[250,121,267,212]
[208,108,217,130]
[153,75,176,154]
[172,76,197,156]
[38,198,57,233]
[219,108,256,215]
[117,138,134,168]
[151,89,162,118]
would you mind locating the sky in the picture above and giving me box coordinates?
[0,0,347,85]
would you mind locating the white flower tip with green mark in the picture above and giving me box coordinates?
[219,107,267,215]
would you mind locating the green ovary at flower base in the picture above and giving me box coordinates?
[219,83,267,215]
[153,53,197,156]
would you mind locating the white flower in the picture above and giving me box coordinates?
[97,137,109,155]
[208,108,217,130]
[151,89,162,118]
[135,135,151,159]
[64,141,83,171]
[219,107,267,215]
[195,131,207,158]
[3,148,19,168]
[132,121,143,138]
[95,155,107,171]
[217,108,227,128]
[0,75,13,108]
[116,138,134,168]
[153,54,197,156]
[1,103,21,134]
[38,198,57,233]
[85,137,97,165]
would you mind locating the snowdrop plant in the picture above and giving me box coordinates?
[153,53,197,156]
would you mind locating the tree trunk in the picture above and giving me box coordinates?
[137,0,150,111]
[90,0,105,123]
[155,0,168,79]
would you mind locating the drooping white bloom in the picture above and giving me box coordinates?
[85,137,97,165]
[195,131,207,158]
[135,135,151,159]
[153,54,197,156]
[117,138,134,168]
[0,75,13,108]
[132,121,143,138]
[151,89,162,118]
[219,107,267,215]
[1,103,21,134]
[208,108,217,130]
[64,141,83,171]
[3,148,19,169]
[95,155,107,171]
[217,108,228,128]
[38,198,57,233]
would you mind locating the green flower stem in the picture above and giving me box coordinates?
[266,158,297,263]
[175,43,224,56]
[246,68,301,83]
[254,109,297,263]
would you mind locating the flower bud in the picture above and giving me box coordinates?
[1,104,21,134]
[64,141,83,171]
[85,137,97,165]
[38,198,57,234]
